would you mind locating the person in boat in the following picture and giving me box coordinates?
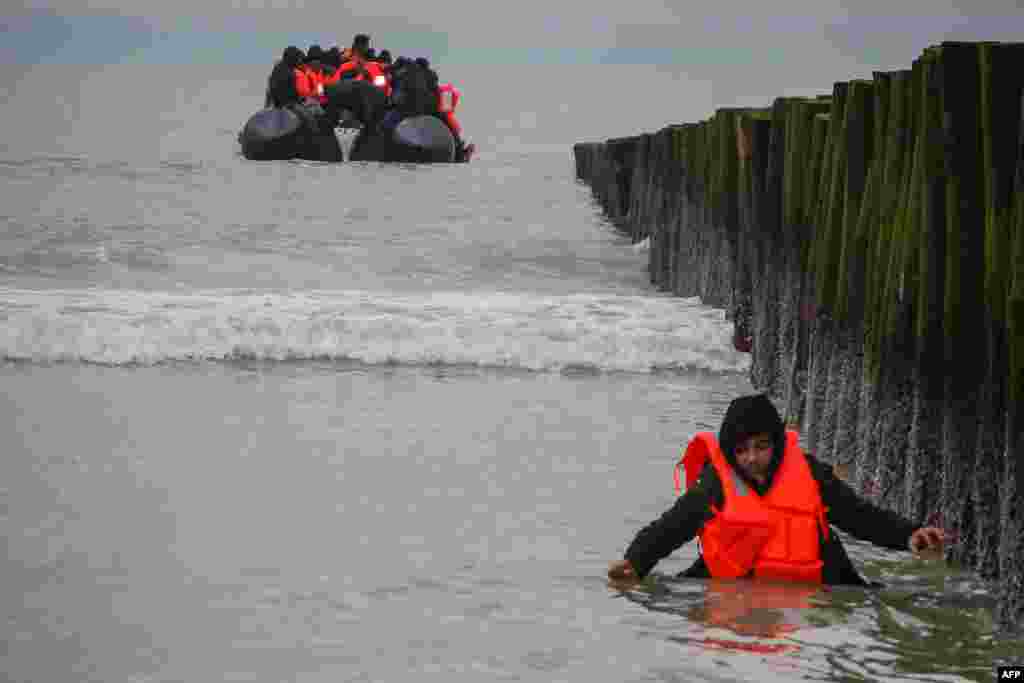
[414,58,441,105]
[337,34,389,95]
[265,45,305,108]
[374,57,436,138]
[608,393,946,587]
[413,59,473,160]
[323,46,341,69]
[339,34,369,67]
[305,44,325,67]
[289,46,322,102]
[381,57,473,160]
[387,58,436,117]
[352,33,371,57]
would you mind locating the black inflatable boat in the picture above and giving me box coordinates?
[239,81,468,164]
[238,105,344,162]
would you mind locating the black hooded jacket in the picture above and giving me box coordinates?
[267,46,304,108]
[389,62,439,118]
[624,394,920,585]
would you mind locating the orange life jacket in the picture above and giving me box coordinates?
[321,66,342,88]
[337,60,391,95]
[437,83,461,135]
[442,111,462,136]
[363,61,391,96]
[437,83,460,113]
[293,66,319,99]
[679,430,828,583]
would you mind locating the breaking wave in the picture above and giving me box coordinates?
[0,288,750,374]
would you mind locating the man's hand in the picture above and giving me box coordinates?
[909,526,946,555]
[608,559,639,589]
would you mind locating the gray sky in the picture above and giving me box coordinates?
[4,0,1024,66]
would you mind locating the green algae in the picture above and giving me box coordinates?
[813,82,850,313]
[834,80,875,325]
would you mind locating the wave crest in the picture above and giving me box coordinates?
[0,289,750,374]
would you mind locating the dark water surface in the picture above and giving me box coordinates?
[2,63,1021,682]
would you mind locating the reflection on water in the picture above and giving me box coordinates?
[617,538,1024,683]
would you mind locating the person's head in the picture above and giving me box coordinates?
[281,46,305,68]
[378,49,392,64]
[325,46,342,68]
[733,432,775,485]
[365,47,376,61]
[717,394,785,486]
[351,33,371,57]
[414,57,430,69]
[307,44,324,62]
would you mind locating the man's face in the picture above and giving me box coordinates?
[734,432,774,485]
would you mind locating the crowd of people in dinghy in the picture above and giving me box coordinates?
[265,33,473,160]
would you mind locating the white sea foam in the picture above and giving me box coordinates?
[0,288,751,374]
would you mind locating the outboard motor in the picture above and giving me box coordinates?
[323,80,388,130]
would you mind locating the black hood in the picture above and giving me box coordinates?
[717,394,786,491]
[306,45,324,64]
[281,46,304,68]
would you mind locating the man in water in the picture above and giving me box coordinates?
[608,394,946,586]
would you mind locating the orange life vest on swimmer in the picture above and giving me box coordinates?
[676,430,829,583]
[437,83,462,135]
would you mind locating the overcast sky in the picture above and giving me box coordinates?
[3,1,1023,69]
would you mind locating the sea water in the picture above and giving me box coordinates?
[2,63,1020,683]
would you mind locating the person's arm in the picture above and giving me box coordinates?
[610,463,720,581]
[808,455,928,551]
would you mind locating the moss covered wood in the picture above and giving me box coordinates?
[940,44,986,387]
[813,82,851,314]
[915,50,947,347]
[681,124,696,202]
[1011,83,1024,505]
[973,41,1024,581]
[783,99,829,241]
[874,64,923,377]
[696,121,709,210]
[1012,103,1024,410]
[701,117,715,214]
[714,110,744,232]
[876,71,917,378]
[936,42,986,566]
[834,80,875,325]
[800,113,831,272]
[865,71,913,379]
[981,44,1024,326]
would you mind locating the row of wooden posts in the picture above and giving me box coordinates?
[573,41,1024,627]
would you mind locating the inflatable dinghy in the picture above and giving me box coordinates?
[238,105,343,162]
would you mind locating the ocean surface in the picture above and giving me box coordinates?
[2,62,1021,683]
